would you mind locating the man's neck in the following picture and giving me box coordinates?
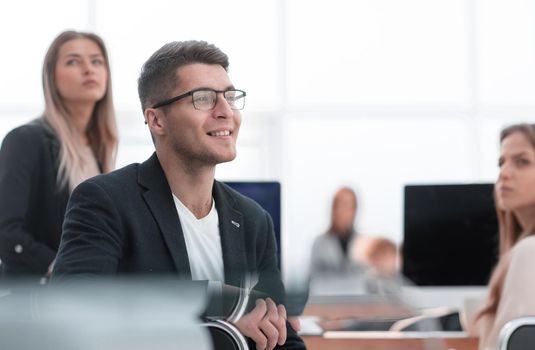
[158,150,216,219]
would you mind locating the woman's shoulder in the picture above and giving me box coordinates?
[7,118,53,138]
[502,236,535,290]
[1,118,59,162]
[510,235,535,264]
[312,231,340,249]
[2,118,56,147]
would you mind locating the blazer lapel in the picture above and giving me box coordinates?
[138,153,191,278]
[213,181,248,288]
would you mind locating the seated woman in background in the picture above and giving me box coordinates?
[472,123,535,350]
[310,186,359,275]
[0,30,118,281]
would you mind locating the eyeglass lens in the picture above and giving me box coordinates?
[192,90,245,110]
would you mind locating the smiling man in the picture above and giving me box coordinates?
[52,41,305,350]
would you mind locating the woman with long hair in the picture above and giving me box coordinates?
[473,123,535,349]
[310,186,359,275]
[0,30,118,280]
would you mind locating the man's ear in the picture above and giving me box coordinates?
[144,108,165,136]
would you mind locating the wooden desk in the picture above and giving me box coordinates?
[303,331,478,350]
[301,296,478,350]
[303,300,415,319]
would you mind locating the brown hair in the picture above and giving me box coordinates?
[364,237,398,275]
[43,30,118,190]
[137,40,229,112]
[476,123,535,321]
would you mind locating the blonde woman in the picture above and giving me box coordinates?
[473,123,535,349]
[0,30,117,279]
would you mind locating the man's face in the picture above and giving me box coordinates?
[159,63,242,167]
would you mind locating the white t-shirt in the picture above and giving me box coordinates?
[173,194,225,282]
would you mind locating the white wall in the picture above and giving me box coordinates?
[1,0,535,285]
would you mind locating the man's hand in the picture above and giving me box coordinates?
[288,317,301,332]
[233,298,288,350]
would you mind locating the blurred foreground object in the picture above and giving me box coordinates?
[0,279,212,350]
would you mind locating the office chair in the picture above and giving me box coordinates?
[498,317,535,350]
[204,319,249,350]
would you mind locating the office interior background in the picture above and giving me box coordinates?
[1,0,535,285]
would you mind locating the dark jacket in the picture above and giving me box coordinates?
[0,118,69,276]
[52,153,305,349]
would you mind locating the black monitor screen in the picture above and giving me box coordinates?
[224,181,281,268]
[402,183,499,286]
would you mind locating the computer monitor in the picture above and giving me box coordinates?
[224,181,281,268]
[402,183,499,286]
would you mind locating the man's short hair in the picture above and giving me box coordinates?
[137,40,229,112]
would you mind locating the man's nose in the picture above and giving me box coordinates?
[213,93,233,118]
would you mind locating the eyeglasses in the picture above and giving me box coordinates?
[152,88,246,110]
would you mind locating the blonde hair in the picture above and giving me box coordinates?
[42,30,118,191]
[476,123,535,321]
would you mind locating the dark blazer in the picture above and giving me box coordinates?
[0,118,69,276]
[52,153,305,349]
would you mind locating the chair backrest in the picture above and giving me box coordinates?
[204,319,249,350]
[499,317,535,350]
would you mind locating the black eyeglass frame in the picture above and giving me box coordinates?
[151,88,246,110]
